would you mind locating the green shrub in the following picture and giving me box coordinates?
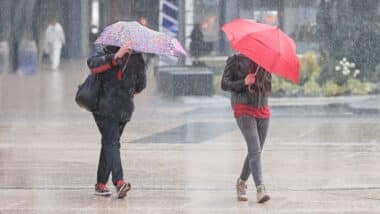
[322,81,345,96]
[272,75,302,96]
[271,75,282,94]
[344,78,376,95]
[345,78,362,94]
[281,80,302,96]
[318,59,337,85]
[319,57,362,87]
[303,80,321,96]
[363,82,377,95]
[299,52,320,84]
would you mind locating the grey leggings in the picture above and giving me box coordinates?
[236,116,269,187]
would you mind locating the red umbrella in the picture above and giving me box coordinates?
[222,19,299,84]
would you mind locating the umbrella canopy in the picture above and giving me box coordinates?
[95,21,187,57]
[222,19,299,84]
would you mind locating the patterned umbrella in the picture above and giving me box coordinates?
[95,21,187,57]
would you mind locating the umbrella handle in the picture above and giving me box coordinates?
[252,64,260,75]
[248,85,254,93]
[248,65,260,93]
[121,54,132,73]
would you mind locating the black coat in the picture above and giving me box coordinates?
[190,26,204,57]
[221,54,271,108]
[87,48,146,122]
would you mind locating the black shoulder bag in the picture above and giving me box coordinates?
[75,73,101,112]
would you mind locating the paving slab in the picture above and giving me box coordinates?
[0,61,380,213]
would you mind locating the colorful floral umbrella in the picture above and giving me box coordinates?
[95,21,187,57]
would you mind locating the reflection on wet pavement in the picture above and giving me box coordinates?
[1,62,380,213]
[130,122,236,144]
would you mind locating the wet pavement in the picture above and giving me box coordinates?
[1,60,380,213]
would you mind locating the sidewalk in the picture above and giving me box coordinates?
[1,60,380,213]
[269,95,380,114]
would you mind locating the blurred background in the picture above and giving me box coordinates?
[1,1,380,212]
[0,0,379,97]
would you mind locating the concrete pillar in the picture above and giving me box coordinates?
[224,0,240,23]
[184,0,194,50]
[278,0,285,30]
[0,41,10,73]
[99,0,110,29]
[219,0,240,55]
[178,0,186,65]
[0,1,12,72]
[0,1,12,41]
[23,0,37,40]
[184,0,194,65]
[65,0,90,58]
[10,0,37,72]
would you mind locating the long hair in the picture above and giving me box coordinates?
[104,45,120,53]
[122,53,145,73]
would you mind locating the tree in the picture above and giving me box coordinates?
[0,1,12,41]
[316,0,334,59]
[350,0,380,80]
[316,0,380,81]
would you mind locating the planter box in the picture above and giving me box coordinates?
[155,66,214,96]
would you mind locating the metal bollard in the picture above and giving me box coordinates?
[17,40,38,75]
[0,41,10,73]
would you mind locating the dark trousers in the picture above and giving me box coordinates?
[236,116,269,187]
[93,114,127,185]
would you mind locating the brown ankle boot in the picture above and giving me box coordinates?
[256,184,270,203]
[236,178,248,201]
[116,182,131,199]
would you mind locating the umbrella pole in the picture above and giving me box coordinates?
[121,54,132,73]
[254,64,260,75]
[248,65,261,93]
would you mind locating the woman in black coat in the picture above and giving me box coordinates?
[87,45,146,198]
[190,23,204,58]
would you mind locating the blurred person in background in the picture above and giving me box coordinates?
[189,23,206,66]
[44,17,65,70]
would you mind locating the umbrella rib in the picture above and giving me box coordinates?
[94,21,186,56]
[234,33,296,76]
[259,30,295,66]
[239,34,281,55]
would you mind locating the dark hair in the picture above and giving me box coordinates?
[122,53,145,73]
[104,45,120,54]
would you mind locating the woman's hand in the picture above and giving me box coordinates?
[114,46,131,59]
[244,74,256,85]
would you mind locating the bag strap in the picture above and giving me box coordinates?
[117,54,132,80]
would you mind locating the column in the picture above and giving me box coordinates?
[0,1,12,72]
[65,0,90,58]
[219,0,239,55]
